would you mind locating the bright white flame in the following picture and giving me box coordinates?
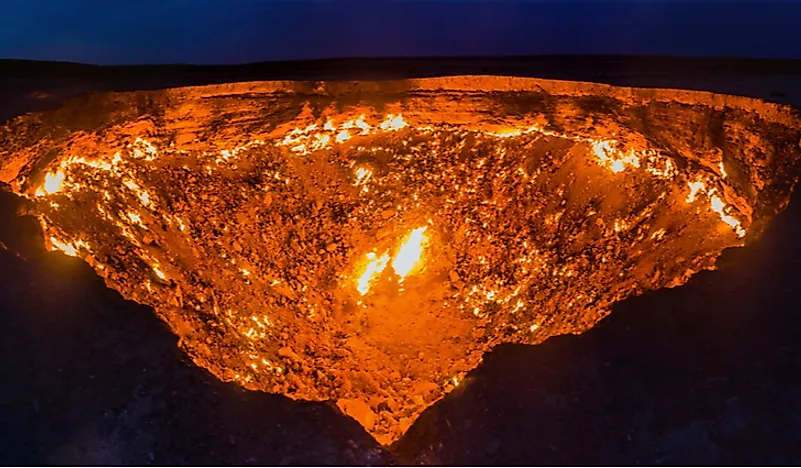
[591,141,640,173]
[356,252,390,296]
[354,116,371,135]
[49,236,77,256]
[152,264,167,280]
[336,130,351,143]
[392,227,429,280]
[354,167,373,186]
[37,171,65,196]
[686,181,705,203]
[710,194,746,237]
[379,114,408,131]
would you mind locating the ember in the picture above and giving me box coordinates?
[1,76,799,444]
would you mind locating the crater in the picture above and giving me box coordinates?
[1,76,799,444]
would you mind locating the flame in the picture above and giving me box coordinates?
[18,108,775,445]
[37,171,65,196]
[336,130,351,143]
[123,179,153,208]
[49,236,77,256]
[353,116,371,135]
[356,252,390,296]
[391,226,429,280]
[152,264,167,280]
[687,181,705,203]
[354,226,429,295]
[686,180,745,237]
[591,141,640,173]
[489,128,522,138]
[48,236,91,257]
[132,138,159,161]
[278,114,408,155]
[710,194,746,237]
[379,114,408,131]
[354,167,373,187]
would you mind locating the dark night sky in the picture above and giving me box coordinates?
[1,0,800,65]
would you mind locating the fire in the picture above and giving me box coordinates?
[354,167,373,187]
[489,128,523,138]
[685,180,745,237]
[379,114,408,132]
[710,194,747,237]
[591,141,640,173]
[391,226,428,280]
[277,114,412,156]
[152,264,167,281]
[687,181,705,203]
[36,171,65,196]
[49,236,77,256]
[13,97,785,445]
[131,138,159,161]
[336,130,351,143]
[348,115,371,135]
[48,236,91,257]
[356,252,390,295]
[354,226,429,295]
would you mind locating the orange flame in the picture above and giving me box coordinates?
[391,226,429,280]
[356,252,390,296]
[36,170,65,197]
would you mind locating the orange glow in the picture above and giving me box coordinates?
[591,141,640,173]
[152,264,167,280]
[13,98,779,447]
[49,236,77,256]
[490,128,523,138]
[685,180,745,237]
[37,171,65,196]
[391,226,429,280]
[356,252,390,295]
[354,167,373,187]
[379,114,408,131]
[687,181,705,203]
[710,194,746,237]
[353,116,370,135]
[336,130,351,143]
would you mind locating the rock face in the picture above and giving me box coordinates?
[1,76,799,444]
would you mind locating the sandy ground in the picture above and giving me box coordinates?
[1,56,801,464]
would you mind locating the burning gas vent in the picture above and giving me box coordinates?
[1,76,799,444]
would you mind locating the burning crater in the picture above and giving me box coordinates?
[1,76,800,444]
